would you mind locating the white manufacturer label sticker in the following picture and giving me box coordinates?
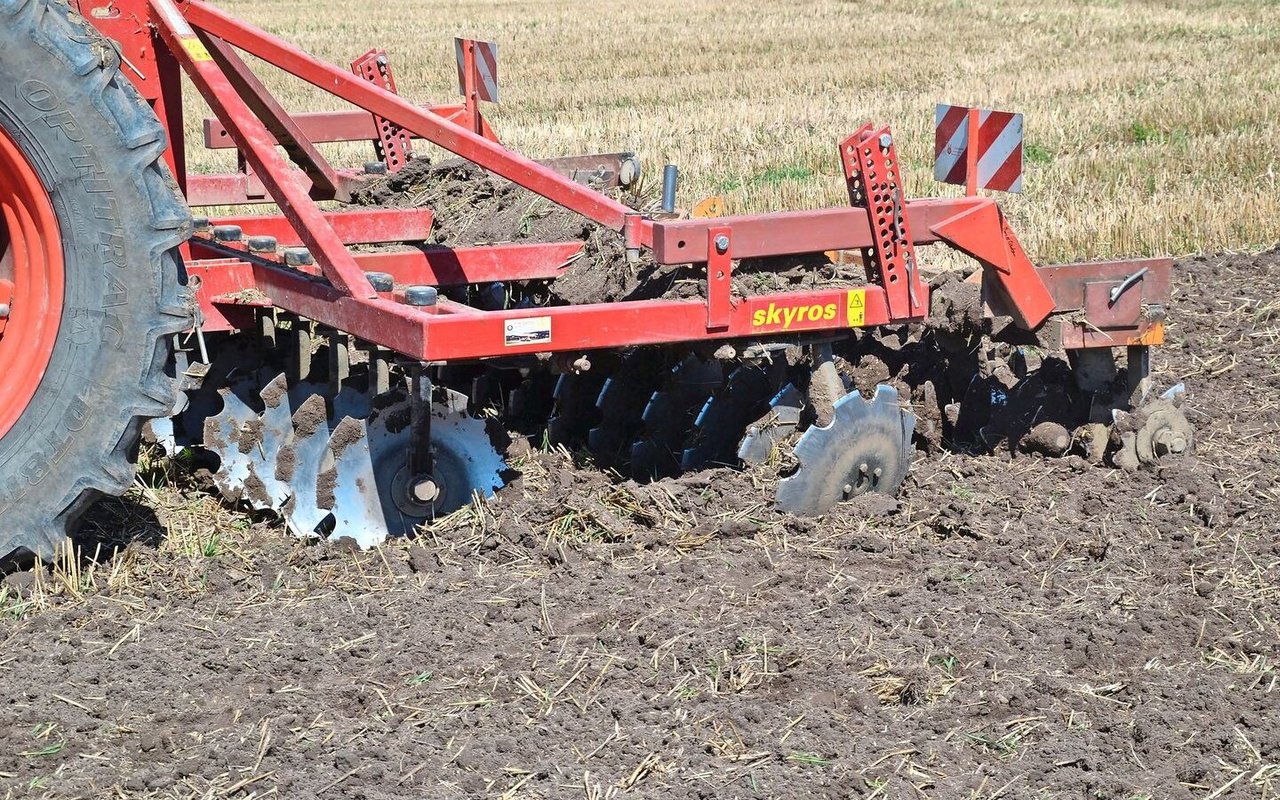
[504,316,551,347]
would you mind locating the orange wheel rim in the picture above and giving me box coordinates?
[0,125,65,440]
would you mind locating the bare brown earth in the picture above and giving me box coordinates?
[1,250,1278,799]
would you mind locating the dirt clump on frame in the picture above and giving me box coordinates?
[352,156,867,306]
[1,250,1278,799]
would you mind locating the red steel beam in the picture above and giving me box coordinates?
[186,168,368,206]
[355,242,584,285]
[417,286,902,360]
[180,0,645,239]
[187,172,271,205]
[189,253,906,360]
[209,208,434,246]
[650,197,987,263]
[1033,258,1173,311]
[202,105,483,148]
[192,239,581,286]
[150,0,375,298]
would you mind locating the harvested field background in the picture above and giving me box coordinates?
[188,0,1280,261]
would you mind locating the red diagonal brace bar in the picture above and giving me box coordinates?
[180,0,647,241]
[150,0,375,299]
[930,199,1055,329]
[202,33,342,200]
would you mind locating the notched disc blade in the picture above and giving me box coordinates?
[775,385,915,516]
[203,380,261,502]
[683,364,781,471]
[738,383,804,466]
[588,350,668,464]
[280,393,334,538]
[320,389,507,549]
[548,371,604,447]
[630,356,723,479]
[243,374,295,511]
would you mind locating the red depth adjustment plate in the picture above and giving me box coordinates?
[840,124,925,321]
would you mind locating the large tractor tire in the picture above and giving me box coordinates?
[0,0,192,564]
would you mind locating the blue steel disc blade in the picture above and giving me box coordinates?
[279,393,336,539]
[682,364,778,471]
[737,383,804,466]
[203,380,261,502]
[321,390,506,548]
[775,384,915,516]
[630,355,722,479]
[547,372,602,446]
[587,350,668,465]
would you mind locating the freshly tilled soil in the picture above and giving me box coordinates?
[0,250,1277,799]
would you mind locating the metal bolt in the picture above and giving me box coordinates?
[366,272,394,292]
[404,285,438,307]
[858,462,869,474]
[572,355,592,373]
[0,304,9,318]
[192,216,212,233]
[283,248,314,267]
[376,55,389,67]
[247,235,278,254]
[714,234,730,255]
[842,483,853,496]
[411,477,441,504]
[618,156,641,188]
[878,133,893,149]
[873,467,883,479]
[212,224,243,242]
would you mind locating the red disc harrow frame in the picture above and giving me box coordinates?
[89,0,1171,364]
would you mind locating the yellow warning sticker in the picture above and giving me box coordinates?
[181,37,213,63]
[846,289,866,327]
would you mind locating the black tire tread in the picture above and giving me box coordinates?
[0,0,193,561]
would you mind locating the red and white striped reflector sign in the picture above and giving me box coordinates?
[455,38,499,103]
[934,104,1024,193]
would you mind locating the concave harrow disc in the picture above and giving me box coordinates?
[774,385,915,515]
[682,363,785,471]
[630,355,723,480]
[319,388,506,548]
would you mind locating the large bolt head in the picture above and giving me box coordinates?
[283,248,314,267]
[366,271,395,292]
[404,285,439,307]
[411,477,441,504]
[618,156,641,188]
[878,133,893,149]
[247,235,278,254]
[212,224,243,242]
[0,303,9,318]
[1155,429,1188,454]
[714,234,730,254]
